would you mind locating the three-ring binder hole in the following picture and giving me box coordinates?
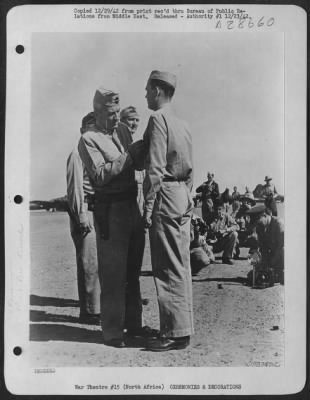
[14,195,23,204]
[15,45,24,54]
[13,346,22,356]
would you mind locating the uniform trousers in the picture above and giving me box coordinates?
[70,211,100,315]
[213,231,238,259]
[261,248,284,271]
[201,199,214,225]
[94,198,145,341]
[265,197,278,216]
[149,181,194,338]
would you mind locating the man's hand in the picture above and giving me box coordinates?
[143,213,152,231]
[128,140,146,171]
[78,221,92,237]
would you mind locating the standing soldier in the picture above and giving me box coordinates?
[231,186,241,217]
[120,106,145,213]
[120,106,140,135]
[143,70,194,351]
[67,112,100,324]
[78,88,152,347]
[261,176,279,216]
[196,172,220,224]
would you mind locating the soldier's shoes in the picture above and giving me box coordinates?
[222,257,234,265]
[126,326,160,339]
[79,313,100,325]
[102,338,126,348]
[146,336,190,352]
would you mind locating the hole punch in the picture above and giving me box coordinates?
[13,346,22,356]
[15,45,24,54]
[14,195,23,204]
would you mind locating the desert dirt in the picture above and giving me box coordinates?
[29,211,284,367]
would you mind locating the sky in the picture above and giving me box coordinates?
[31,32,284,200]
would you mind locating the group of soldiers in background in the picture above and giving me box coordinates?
[190,174,284,287]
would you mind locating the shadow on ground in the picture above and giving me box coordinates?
[30,294,79,307]
[192,276,248,285]
[214,255,248,261]
[30,323,103,343]
[30,310,80,324]
[30,323,147,348]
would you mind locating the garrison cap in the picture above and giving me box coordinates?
[93,88,120,111]
[120,106,139,120]
[148,70,177,89]
[246,204,266,215]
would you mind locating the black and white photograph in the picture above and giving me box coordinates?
[4,4,307,395]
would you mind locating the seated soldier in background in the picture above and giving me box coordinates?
[190,215,214,275]
[207,204,239,265]
[220,188,232,215]
[246,204,284,285]
[235,193,256,220]
[233,194,258,258]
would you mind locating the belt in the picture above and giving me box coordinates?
[162,176,186,183]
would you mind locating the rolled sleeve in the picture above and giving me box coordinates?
[78,134,133,186]
[66,151,88,225]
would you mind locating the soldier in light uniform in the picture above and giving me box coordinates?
[67,112,100,324]
[143,70,194,352]
[261,176,279,216]
[208,204,239,265]
[196,172,220,224]
[120,106,140,135]
[231,186,241,216]
[78,88,151,348]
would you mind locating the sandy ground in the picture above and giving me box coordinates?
[29,211,284,367]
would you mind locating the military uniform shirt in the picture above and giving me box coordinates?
[67,147,95,225]
[143,104,193,218]
[78,122,135,194]
[209,214,238,234]
[262,183,278,197]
